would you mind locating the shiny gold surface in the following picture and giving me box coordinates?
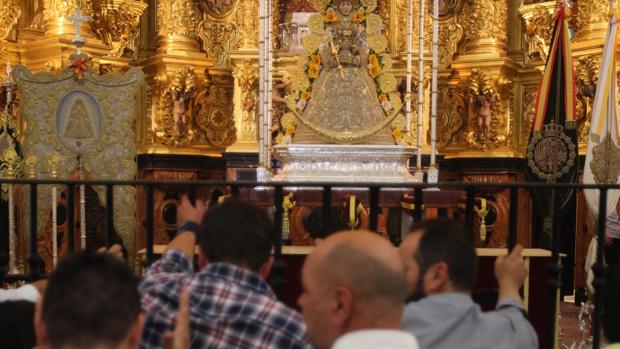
[0,0,614,157]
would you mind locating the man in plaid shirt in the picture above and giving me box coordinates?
[139,197,311,349]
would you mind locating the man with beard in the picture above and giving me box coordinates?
[399,219,538,349]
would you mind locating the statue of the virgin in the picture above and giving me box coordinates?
[288,0,402,145]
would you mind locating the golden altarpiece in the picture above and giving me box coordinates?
[0,0,614,286]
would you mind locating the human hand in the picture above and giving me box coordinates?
[97,244,124,261]
[178,195,206,225]
[495,244,527,300]
[605,235,614,246]
[163,290,191,349]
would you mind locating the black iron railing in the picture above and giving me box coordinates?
[0,178,615,348]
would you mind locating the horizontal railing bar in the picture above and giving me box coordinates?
[0,178,620,190]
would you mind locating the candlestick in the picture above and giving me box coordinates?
[405,0,413,133]
[415,0,425,181]
[428,0,439,184]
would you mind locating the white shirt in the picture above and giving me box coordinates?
[0,284,39,302]
[606,211,620,239]
[332,329,419,349]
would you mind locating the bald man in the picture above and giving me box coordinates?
[298,230,419,349]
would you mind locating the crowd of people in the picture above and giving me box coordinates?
[0,196,619,349]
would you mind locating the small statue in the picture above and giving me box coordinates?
[470,87,495,139]
[173,91,188,136]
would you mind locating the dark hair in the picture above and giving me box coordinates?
[0,301,36,349]
[42,251,141,348]
[199,199,274,272]
[409,219,478,292]
[604,263,620,343]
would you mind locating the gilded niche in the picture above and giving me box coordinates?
[153,67,236,148]
[463,70,510,150]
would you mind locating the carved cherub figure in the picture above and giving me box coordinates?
[173,91,188,136]
[470,86,495,138]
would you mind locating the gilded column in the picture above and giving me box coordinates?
[0,0,20,60]
[572,0,615,42]
[156,0,200,53]
[458,0,508,58]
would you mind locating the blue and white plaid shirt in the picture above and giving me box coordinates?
[139,250,311,349]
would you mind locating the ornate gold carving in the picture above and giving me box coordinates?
[463,70,509,150]
[194,73,237,147]
[156,0,199,37]
[434,77,466,150]
[154,66,199,147]
[572,0,612,38]
[198,19,239,67]
[521,87,537,145]
[520,3,554,64]
[235,0,259,49]
[90,0,148,56]
[576,56,601,143]
[435,17,463,69]
[43,0,93,24]
[153,67,237,148]
[198,0,238,18]
[233,62,258,141]
[459,0,507,55]
[0,0,21,59]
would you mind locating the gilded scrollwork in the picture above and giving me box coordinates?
[575,56,601,143]
[154,66,199,147]
[0,0,21,58]
[572,0,611,36]
[521,87,537,145]
[43,0,93,25]
[156,0,200,37]
[459,0,507,54]
[520,3,554,64]
[198,19,239,67]
[462,70,510,150]
[233,62,259,141]
[433,77,467,150]
[90,0,147,56]
[193,72,237,147]
[235,0,259,49]
[153,67,237,148]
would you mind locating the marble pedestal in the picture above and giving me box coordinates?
[272,144,419,183]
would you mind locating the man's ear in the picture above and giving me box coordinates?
[332,286,354,328]
[127,314,145,348]
[424,262,450,295]
[259,256,274,279]
[34,298,49,348]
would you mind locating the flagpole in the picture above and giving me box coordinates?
[415,0,425,182]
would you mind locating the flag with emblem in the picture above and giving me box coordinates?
[525,1,578,243]
[583,8,620,218]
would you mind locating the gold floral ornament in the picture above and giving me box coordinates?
[379,73,397,93]
[368,34,388,53]
[361,0,377,12]
[365,14,382,34]
[281,112,298,129]
[389,92,403,109]
[308,14,325,34]
[352,9,365,24]
[303,34,323,52]
[324,9,339,23]
[381,54,393,70]
[368,54,382,78]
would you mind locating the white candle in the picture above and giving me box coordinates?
[430,0,438,168]
[79,161,86,249]
[258,0,266,168]
[8,184,17,274]
[416,0,425,172]
[52,185,58,267]
[405,0,413,133]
